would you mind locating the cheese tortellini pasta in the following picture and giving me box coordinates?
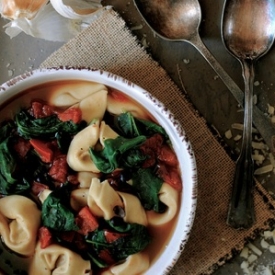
[117,191,148,226]
[67,120,120,173]
[101,252,149,275]
[49,81,108,123]
[70,188,89,211]
[0,195,41,256]
[29,242,92,275]
[107,91,149,120]
[78,171,100,188]
[67,119,100,172]
[87,178,124,220]
[146,183,179,226]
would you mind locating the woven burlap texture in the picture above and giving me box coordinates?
[40,7,275,275]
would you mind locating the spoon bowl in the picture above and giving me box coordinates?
[133,0,275,156]
[223,0,275,60]
[222,0,275,229]
[133,0,201,41]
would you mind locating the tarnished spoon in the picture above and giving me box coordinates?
[133,0,275,155]
[222,0,275,229]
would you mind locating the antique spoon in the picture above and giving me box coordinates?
[133,0,275,155]
[222,0,275,229]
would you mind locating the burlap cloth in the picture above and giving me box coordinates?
[40,7,275,275]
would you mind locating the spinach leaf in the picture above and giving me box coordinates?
[89,135,146,173]
[0,171,29,195]
[0,137,17,184]
[135,117,169,139]
[132,168,163,212]
[115,112,168,139]
[87,252,108,269]
[15,109,86,139]
[42,186,78,231]
[86,222,151,265]
[115,112,140,137]
[0,172,10,194]
[107,217,132,232]
[0,136,30,195]
[0,121,14,142]
[121,148,146,168]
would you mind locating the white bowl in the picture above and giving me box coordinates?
[0,67,197,275]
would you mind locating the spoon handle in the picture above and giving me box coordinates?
[189,34,275,154]
[226,59,255,229]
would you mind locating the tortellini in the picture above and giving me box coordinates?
[107,91,150,120]
[146,183,179,226]
[99,121,119,145]
[67,119,100,172]
[73,91,108,123]
[70,188,89,212]
[101,252,149,275]
[0,195,41,256]
[29,242,92,275]
[67,121,119,173]
[49,81,108,123]
[70,178,148,226]
[118,191,148,226]
[78,171,100,188]
[87,178,124,220]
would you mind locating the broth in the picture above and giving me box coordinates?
[0,80,182,275]
[0,241,30,275]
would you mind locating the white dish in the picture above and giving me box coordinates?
[0,67,197,275]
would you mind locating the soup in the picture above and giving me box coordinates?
[0,80,182,275]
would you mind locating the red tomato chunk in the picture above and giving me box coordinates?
[58,107,82,124]
[38,226,53,249]
[75,206,99,235]
[48,155,68,183]
[31,101,55,118]
[99,249,116,265]
[140,133,182,190]
[104,230,128,243]
[13,138,31,159]
[157,144,179,166]
[30,139,54,163]
[157,163,182,191]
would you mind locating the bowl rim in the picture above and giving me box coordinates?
[0,66,198,275]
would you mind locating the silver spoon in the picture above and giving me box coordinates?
[133,0,275,155]
[222,0,275,229]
